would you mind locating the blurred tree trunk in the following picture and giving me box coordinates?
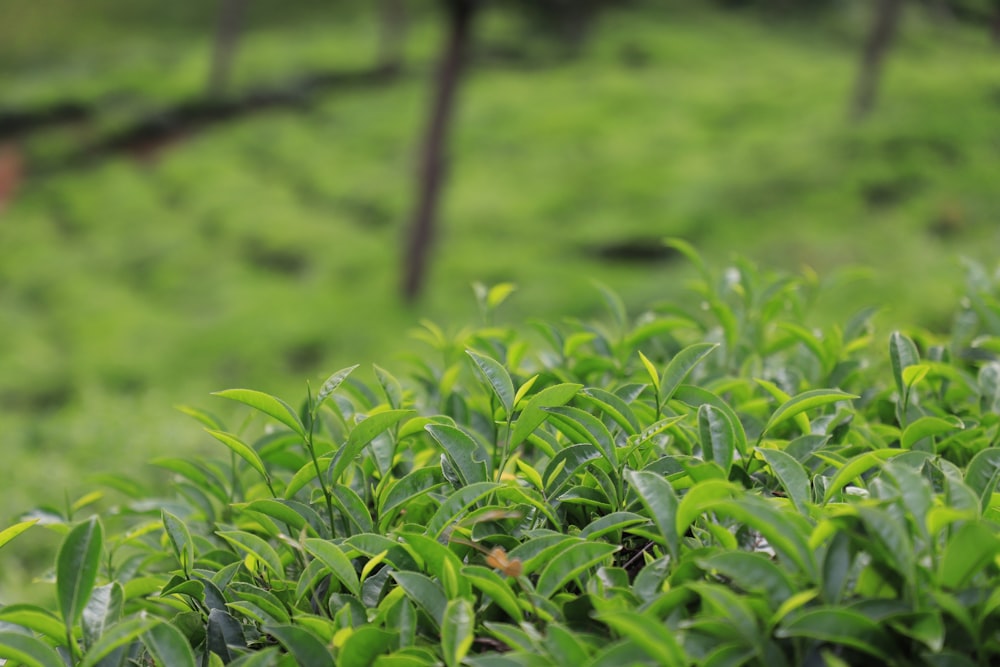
[993,2,1000,45]
[402,0,477,302]
[377,0,407,72]
[850,0,903,122]
[207,0,248,97]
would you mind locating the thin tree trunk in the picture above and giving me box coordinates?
[207,0,248,98]
[850,0,904,122]
[377,0,407,73]
[401,0,476,302]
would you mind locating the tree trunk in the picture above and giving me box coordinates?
[207,0,248,98]
[401,0,476,302]
[377,0,407,73]
[850,0,904,122]
[992,3,1000,45]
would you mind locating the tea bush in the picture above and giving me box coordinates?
[2,244,1000,666]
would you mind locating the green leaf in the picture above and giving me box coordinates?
[304,538,362,597]
[441,598,475,667]
[374,364,405,409]
[761,388,857,438]
[596,610,687,667]
[697,552,794,608]
[823,450,902,502]
[777,608,893,661]
[901,416,962,450]
[81,583,124,649]
[535,541,620,598]
[142,621,197,667]
[213,388,305,438]
[316,365,361,410]
[889,331,920,398]
[391,571,448,629]
[758,448,812,513]
[217,530,284,578]
[329,409,415,486]
[241,498,321,538]
[79,615,159,667]
[0,631,65,667]
[0,605,65,643]
[207,608,246,662]
[0,518,38,550]
[206,429,271,486]
[543,405,617,468]
[340,627,400,667]
[509,383,583,447]
[57,516,104,629]
[659,342,719,405]
[378,467,445,527]
[965,448,1000,498]
[265,624,334,667]
[625,469,679,559]
[938,521,1000,589]
[699,404,735,475]
[462,565,524,622]
[426,482,500,538]
[466,349,516,417]
[285,454,333,499]
[712,497,815,578]
[673,385,749,457]
[400,532,471,598]
[675,479,739,537]
[162,510,194,573]
[426,424,491,485]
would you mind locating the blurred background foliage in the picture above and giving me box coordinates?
[0,0,998,593]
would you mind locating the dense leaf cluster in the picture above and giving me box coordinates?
[2,245,1000,666]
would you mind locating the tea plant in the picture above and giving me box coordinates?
[2,247,1000,666]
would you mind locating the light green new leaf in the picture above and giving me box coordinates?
[57,516,104,629]
[242,499,321,538]
[536,541,620,598]
[638,351,660,393]
[401,532,471,599]
[217,530,284,578]
[596,610,686,667]
[758,448,811,513]
[441,598,475,667]
[509,383,583,447]
[462,565,523,622]
[285,454,333,499]
[712,498,815,578]
[79,615,159,667]
[426,424,491,485]
[205,429,271,486]
[213,388,305,438]
[0,631,65,667]
[304,539,361,597]
[143,621,197,667]
[265,624,333,667]
[777,608,892,661]
[378,467,445,526]
[761,388,857,438]
[938,521,1000,590]
[699,404,735,475]
[329,409,415,486]
[466,349,516,417]
[625,469,679,559]
[659,342,719,405]
[0,518,38,550]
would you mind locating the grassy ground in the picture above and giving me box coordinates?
[1,0,998,596]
